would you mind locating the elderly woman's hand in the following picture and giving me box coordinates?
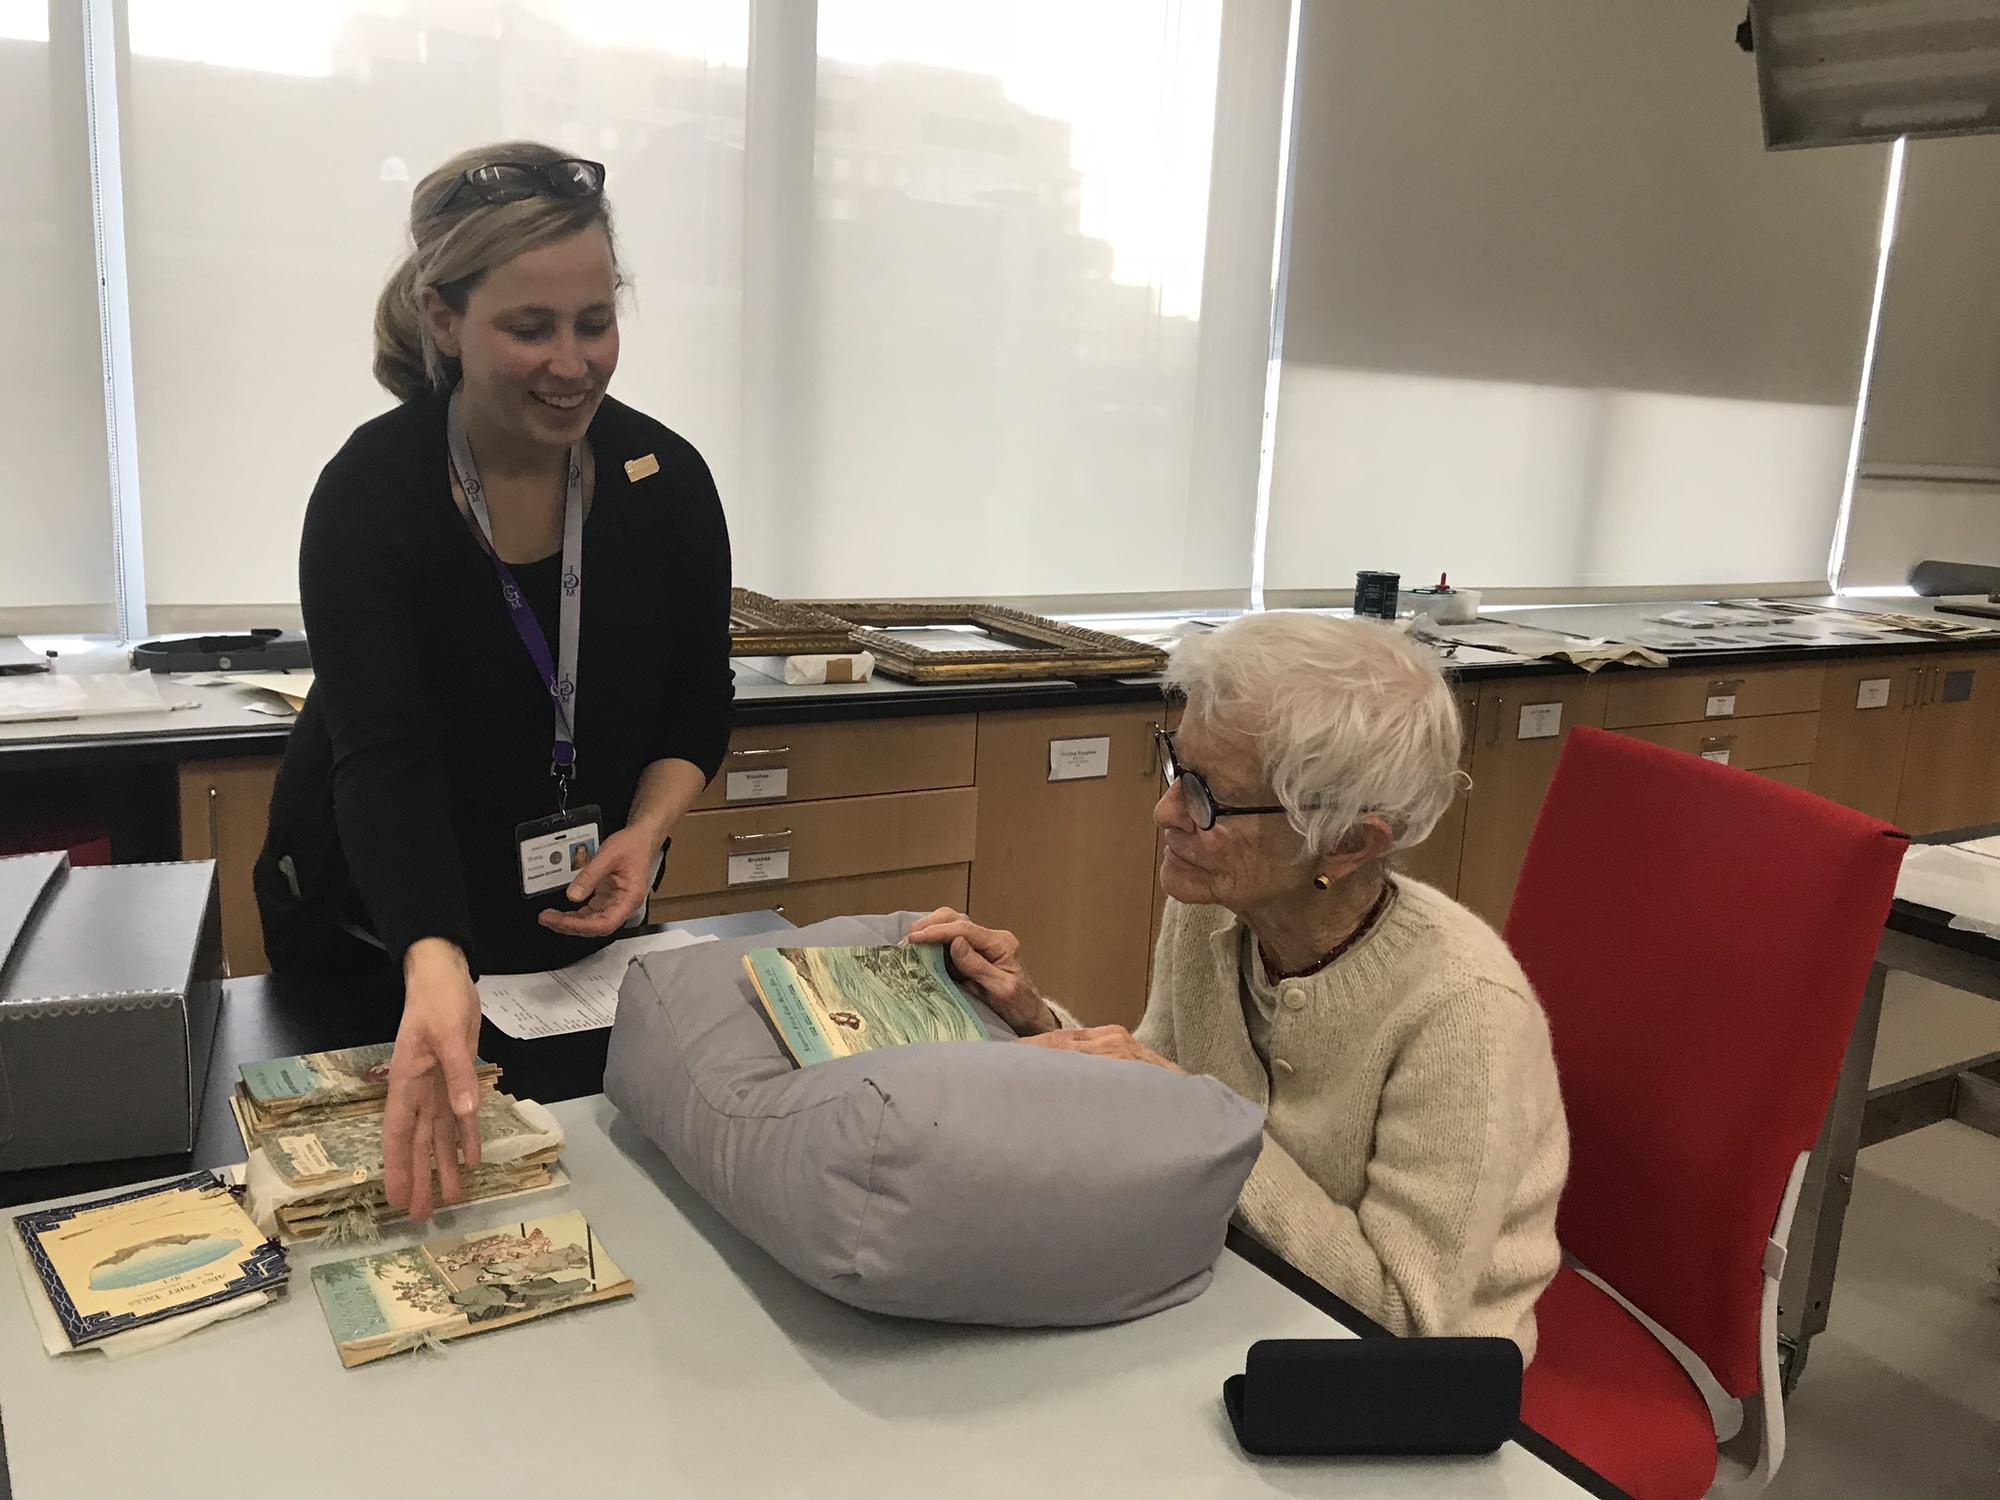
[904,908,1060,1036]
[1017,1025,1184,1073]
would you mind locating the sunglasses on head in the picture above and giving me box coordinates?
[440,158,606,210]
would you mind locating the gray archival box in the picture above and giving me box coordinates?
[0,851,223,1171]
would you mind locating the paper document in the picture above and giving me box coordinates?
[1413,621,1668,672]
[478,929,717,1039]
[0,672,177,725]
[0,637,48,674]
[1895,839,2000,939]
[233,670,314,708]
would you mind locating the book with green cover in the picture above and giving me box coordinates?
[742,942,989,1066]
[237,1044,499,1131]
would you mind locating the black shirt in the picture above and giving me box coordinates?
[255,392,733,977]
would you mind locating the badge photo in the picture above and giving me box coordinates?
[516,805,603,897]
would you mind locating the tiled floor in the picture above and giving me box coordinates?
[1765,975,2000,1500]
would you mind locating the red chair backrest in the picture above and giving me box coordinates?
[1503,727,1904,1397]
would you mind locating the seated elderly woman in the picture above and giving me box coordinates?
[909,612,1568,1356]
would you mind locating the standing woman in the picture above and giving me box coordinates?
[254,143,733,1220]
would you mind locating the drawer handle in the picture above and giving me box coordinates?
[1700,735,1736,752]
[206,785,220,858]
[729,746,792,759]
[728,828,794,844]
[1485,696,1504,746]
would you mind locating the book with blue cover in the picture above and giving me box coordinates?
[742,943,989,1066]
[14,1173,287,1347]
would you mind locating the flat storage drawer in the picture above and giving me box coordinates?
[649,863,970,928]
[691,715,976,810]
[658,787,978,898]
[1754,764,1812,790]
[1602,665,1823,729]
[1617,712,1820,770]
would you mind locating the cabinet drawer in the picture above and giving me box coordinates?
[659,787,977,898]
[692,715,975,809]
[650,863,969,927]
[1602,665,1823,729]
[1618,712,1819,770]
[1754,764,1812,790]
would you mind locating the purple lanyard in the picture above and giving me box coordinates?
[446,385,585,811]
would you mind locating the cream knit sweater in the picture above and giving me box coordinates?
[1135,879,1568,1358]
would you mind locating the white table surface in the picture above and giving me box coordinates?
[1,1096,1594,1500]
[0,676,288,746]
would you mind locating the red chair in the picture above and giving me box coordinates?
[1504,727,1905,1500]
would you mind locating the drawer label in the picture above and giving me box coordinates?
[1704,694,1737,718]
[727,768,789,802]
[1701,748,1731,766]
[1517,703,1562,741]
[728,850,791,886]
[1854,678,1892,711]
[1048,736,1112,782]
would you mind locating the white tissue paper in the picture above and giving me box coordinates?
[780,652,875,686]
[1895,840,2000,940]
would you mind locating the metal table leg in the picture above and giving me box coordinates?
[1778,959,1888,1392]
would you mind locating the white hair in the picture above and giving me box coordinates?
[1165,612,1464,859]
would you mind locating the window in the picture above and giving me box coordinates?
[121,1,749,622]
[0,2,117,634]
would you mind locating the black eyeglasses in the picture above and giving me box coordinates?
[440,158,607,210]
[1154,727,1286,832]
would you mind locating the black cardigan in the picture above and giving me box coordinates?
[255,392,733,978]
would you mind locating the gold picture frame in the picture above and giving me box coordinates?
[728,589,856,657]
[808,601,1167,684]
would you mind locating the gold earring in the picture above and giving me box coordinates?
[1312,873,1332,891]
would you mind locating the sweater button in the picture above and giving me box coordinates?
[1273,1058,1295,1077]
[1282,987,1307,1012]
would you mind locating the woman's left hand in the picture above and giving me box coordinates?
[538,827,658,937]
[1017,1025,1183,1073]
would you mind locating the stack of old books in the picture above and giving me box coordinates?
[229,1043,566,1242]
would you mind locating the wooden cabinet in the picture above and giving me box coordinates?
[1457,675,1607,926]
[177,756,280,978]
[689,715,975,810]
[651,787,977,901]
[1896,654,2000,833]
[650,863,969,928]
[1810,657,1920,822]
[1813,654,2000,832]
[1602,664,1822,729]
[1617,711,1820,771]
[969,703,1165,1029]
[1398,683,1480,897]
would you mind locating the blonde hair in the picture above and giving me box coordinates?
[373,141,622,403]
[1166,613,1465,858]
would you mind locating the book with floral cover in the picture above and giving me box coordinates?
[310,1211,629,1368]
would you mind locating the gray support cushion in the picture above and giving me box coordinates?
[604,913,1266,1326]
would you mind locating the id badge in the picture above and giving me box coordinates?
[516,804,602,898]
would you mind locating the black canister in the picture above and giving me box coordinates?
[1354,570,1400,619]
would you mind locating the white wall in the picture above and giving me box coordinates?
[1843,480,2000,590]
